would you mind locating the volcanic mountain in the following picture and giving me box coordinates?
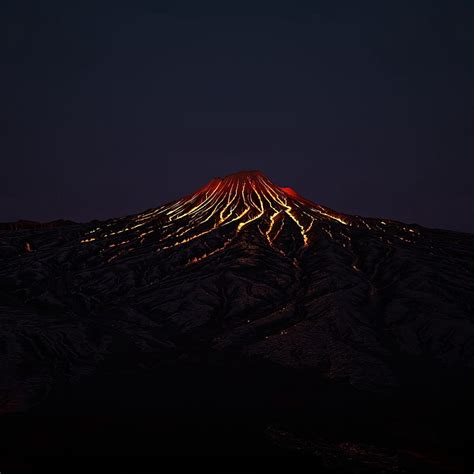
[1,171,473,467]
[79,169,351,260]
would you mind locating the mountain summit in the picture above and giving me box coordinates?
[79,170,397,263]
[75,170,429,272]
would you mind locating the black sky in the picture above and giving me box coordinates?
[2,1,473,231]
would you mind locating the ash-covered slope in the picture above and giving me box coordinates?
[1,170,473,414]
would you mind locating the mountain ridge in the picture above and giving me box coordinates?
[0,171,473,467]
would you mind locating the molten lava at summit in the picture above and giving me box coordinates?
[80,170,365,262]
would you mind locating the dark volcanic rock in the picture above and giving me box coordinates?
[0,171,472,468]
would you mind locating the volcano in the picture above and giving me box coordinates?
[1,171,473,469]
[79,169,351,261]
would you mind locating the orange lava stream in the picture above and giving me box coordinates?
[80,171,357,264]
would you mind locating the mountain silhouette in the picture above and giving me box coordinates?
[1,171,472,468]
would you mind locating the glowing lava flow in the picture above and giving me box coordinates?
[80,170,353,262]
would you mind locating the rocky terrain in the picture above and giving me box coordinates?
[1,170,472,471]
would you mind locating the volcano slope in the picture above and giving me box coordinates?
[0,171,473,466]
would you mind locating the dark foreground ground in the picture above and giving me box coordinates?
[1,353,472,473]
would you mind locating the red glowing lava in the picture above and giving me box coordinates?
[80,170,352,263]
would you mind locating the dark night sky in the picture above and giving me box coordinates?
[2,1,473,231]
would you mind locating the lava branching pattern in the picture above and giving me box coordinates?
[80,171,354,263]
[80,171,422,265]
